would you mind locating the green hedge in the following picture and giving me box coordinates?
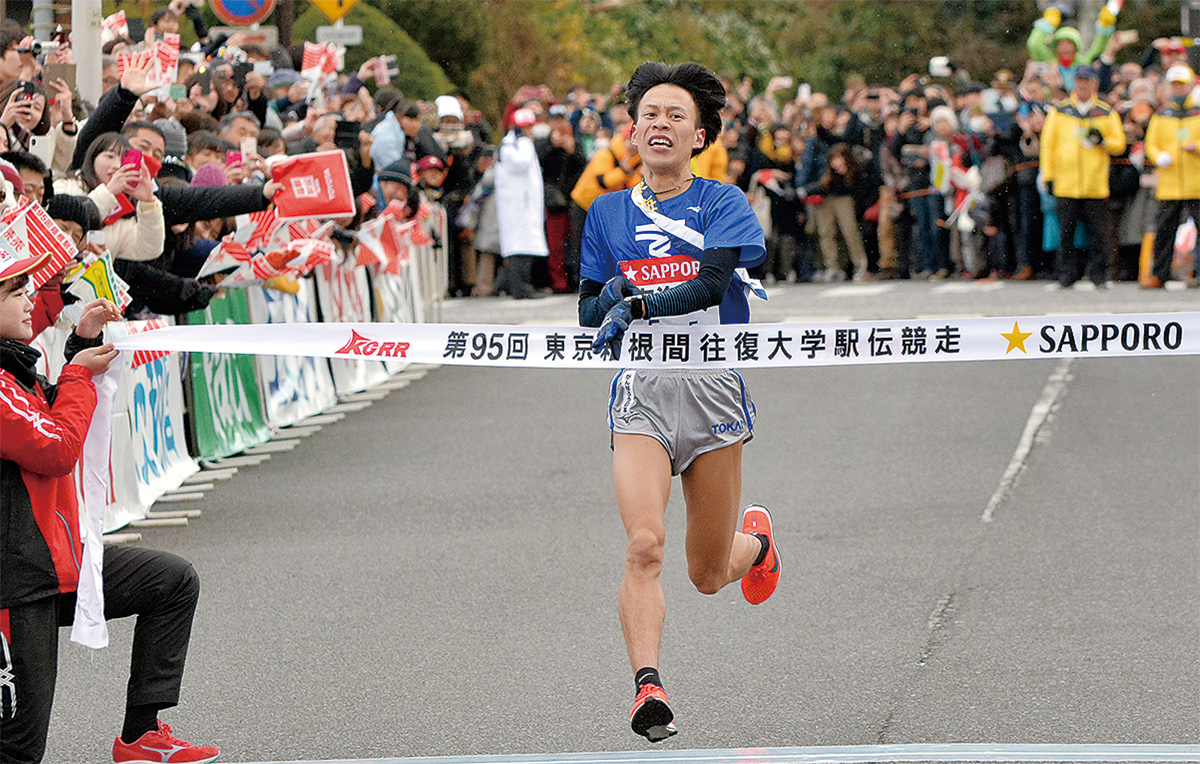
[292,3,455,101]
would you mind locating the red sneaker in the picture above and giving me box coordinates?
[112,721,219,764]
[741,505,780,605]
[630,682,677,742]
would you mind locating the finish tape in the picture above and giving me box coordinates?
[112,312,1200,369]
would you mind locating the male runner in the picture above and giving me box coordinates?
[578,61,781,743]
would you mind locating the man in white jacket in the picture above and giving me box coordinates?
[495,108,548,299]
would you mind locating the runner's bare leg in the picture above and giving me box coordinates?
[681,441,760,594]
[614,433,673,672]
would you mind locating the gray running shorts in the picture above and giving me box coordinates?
[608,368,756,476]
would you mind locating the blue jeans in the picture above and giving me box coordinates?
[910,192,948,273]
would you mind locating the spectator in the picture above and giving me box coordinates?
[56,132,165,265]
[1026,3,1116,93]
[0,257,219,764]
[495,108,548,299]
[1039,66,1125,289]
[458,147,501,296]
[537,105,586,292]
[1143,65,1200,288]
[800,142,872,281]
[0,78,77,175]
[1,149,49,205]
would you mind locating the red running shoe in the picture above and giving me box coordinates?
[112,721,219,764]
[630,682,677,742]
[741,504,780,605]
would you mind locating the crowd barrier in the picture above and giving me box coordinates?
[30,212,444,534]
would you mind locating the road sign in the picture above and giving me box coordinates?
[310,0,360,23]
[209,25,279,47]
[210,0,277,26]
[316,24,363,45]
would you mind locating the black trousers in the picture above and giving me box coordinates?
[1152,198,1200,282]
[0,546,199,764]
[1055,196,1113,287]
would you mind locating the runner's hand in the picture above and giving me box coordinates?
[598,273,640,313]
[593,300,633,360]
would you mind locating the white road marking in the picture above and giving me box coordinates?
[982,358,1074,522]
[818,284,898,298]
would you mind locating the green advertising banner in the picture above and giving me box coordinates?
[186,290,272,460]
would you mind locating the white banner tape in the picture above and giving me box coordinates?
[111,313,1200,369]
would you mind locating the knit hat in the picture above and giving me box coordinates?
[154,118,188,159]
[435,95,463,121]
[46,194,102,232]
[377,158,415,186]
[1074,65,1099,81]
[1052,26,1083,52]
[929,105,958,130]
[268,69,303,89]
[190,163,228,188]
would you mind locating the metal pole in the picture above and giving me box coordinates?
[72,0,104,110]
[31,0,55,40]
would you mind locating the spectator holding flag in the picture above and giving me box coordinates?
[0,249,219,764]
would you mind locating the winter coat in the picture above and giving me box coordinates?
[0,337,97,608]
[1145,95,1200,201]
[495,130,548,258]
[1039,97,1125,199]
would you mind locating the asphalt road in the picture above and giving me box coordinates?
[45,280,1199,764]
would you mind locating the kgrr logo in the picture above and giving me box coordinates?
[335,329,410,358]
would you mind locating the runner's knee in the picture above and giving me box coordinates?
[687,562,725,595]
[625,529,665,574]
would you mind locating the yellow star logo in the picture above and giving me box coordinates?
[1002,321,1033,354]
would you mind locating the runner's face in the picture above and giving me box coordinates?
[631,83,704,173]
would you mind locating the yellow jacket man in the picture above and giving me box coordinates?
[1039,66,1124,288]
[1040,88,1125,199]
[1143,65,1200,287]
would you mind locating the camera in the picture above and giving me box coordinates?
[17,40,59,58]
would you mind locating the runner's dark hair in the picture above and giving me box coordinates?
[625,62,725,156]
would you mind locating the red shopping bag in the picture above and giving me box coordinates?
[268,150,355,221]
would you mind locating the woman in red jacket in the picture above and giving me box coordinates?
[0,250,218,764]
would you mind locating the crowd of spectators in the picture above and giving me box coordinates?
[1,2,1197,330]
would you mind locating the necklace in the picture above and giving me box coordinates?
[646,173,695,198]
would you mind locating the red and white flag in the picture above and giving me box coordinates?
[196,239,254,279]
[234,207,280,250]
[0,197,78,290]
[100,10,129,45]
[267,151,356,221]
[283,238,337,275]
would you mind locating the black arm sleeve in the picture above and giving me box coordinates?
[644,246,738,319]
[64,331,103,364]
[157,184,271,227]
[113,259,217,316]
[245,90,269,127]
[578,278,605,327]
[184,5,209,40]
[70,86,139,171]
[577,246,740,327]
